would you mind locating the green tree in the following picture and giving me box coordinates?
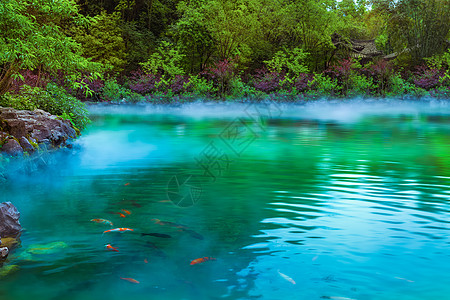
[0,0,102,95]
[372,0,450,64]
[140,41,185,77]
[71,11,127,73]
[171,0,215,73]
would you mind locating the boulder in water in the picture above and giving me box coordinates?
[0,202,21,238]
[0,247,8,259]
[1,139,23,156]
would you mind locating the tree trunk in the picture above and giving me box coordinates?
[0,64,14,95]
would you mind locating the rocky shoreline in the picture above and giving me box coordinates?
[0,105,73,274]
[0,106,77,156]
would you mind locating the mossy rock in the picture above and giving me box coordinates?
[0,265,19,278]
[1,237,20,249]
[27,241,68,255]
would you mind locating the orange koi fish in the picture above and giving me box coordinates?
[120,277,139,283]
[144,258,148,264]
[90,219,113,226]
[277,270,296,285]
[104,228,134,233]
[105,244,119,252]
[118,213,126,218]
[121,209,131,215]
[124,183,130,186]
[190,257,216,265]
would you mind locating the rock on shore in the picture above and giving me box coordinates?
[0,107,77,156]
[0,202,22,261]
[0,202,21,239]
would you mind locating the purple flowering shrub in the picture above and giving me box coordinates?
[293,73,313,92]
[252,68,285,93]
[127,69,161,95]
[413,65,444,90]
[204,59,236,97]
[169,75,189,94]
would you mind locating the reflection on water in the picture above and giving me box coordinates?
[1,101,450,300]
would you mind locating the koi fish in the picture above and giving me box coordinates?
[158,200,171,203]
[395,277,414,283]
[151,219,188,229]
[124,183,130,186]
[90,219,113,226]
[277,270,296,285]
[312,255,319,261]
[121,209,131,215]
[120,277,139,283]
[141,233,172,238]
[130,200,142,208]
[104,228,134,233]
[182,229,204,240]
[107,211,126,218]
[105,244,119,252]
[144,258,148,264]
[190,257,216,265]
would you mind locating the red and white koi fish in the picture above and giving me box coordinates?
[105,244,119,252]
[120,277,139,283]
[90,219,113,226]
[104,228,134,233]
[190,257,216,265]
[277,270,296,285]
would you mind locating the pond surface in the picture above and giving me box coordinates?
[2,100,450,300]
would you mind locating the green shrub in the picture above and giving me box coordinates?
[387,73,415,97]
[348,74,376,97]
[229,77,260,99]
[184,75,216,97]
[265,48,309,77]
[140,41,185,78]
[1,84,90,131]
[102,79,124,102]
[307,73,340,98]
[101,78,142,102]
[0,92,38,111]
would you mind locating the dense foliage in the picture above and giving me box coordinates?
[1,0,450,113]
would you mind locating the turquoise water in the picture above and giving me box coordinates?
[2,101,450,300]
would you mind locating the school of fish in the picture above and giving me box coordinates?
[92,188,213,285]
